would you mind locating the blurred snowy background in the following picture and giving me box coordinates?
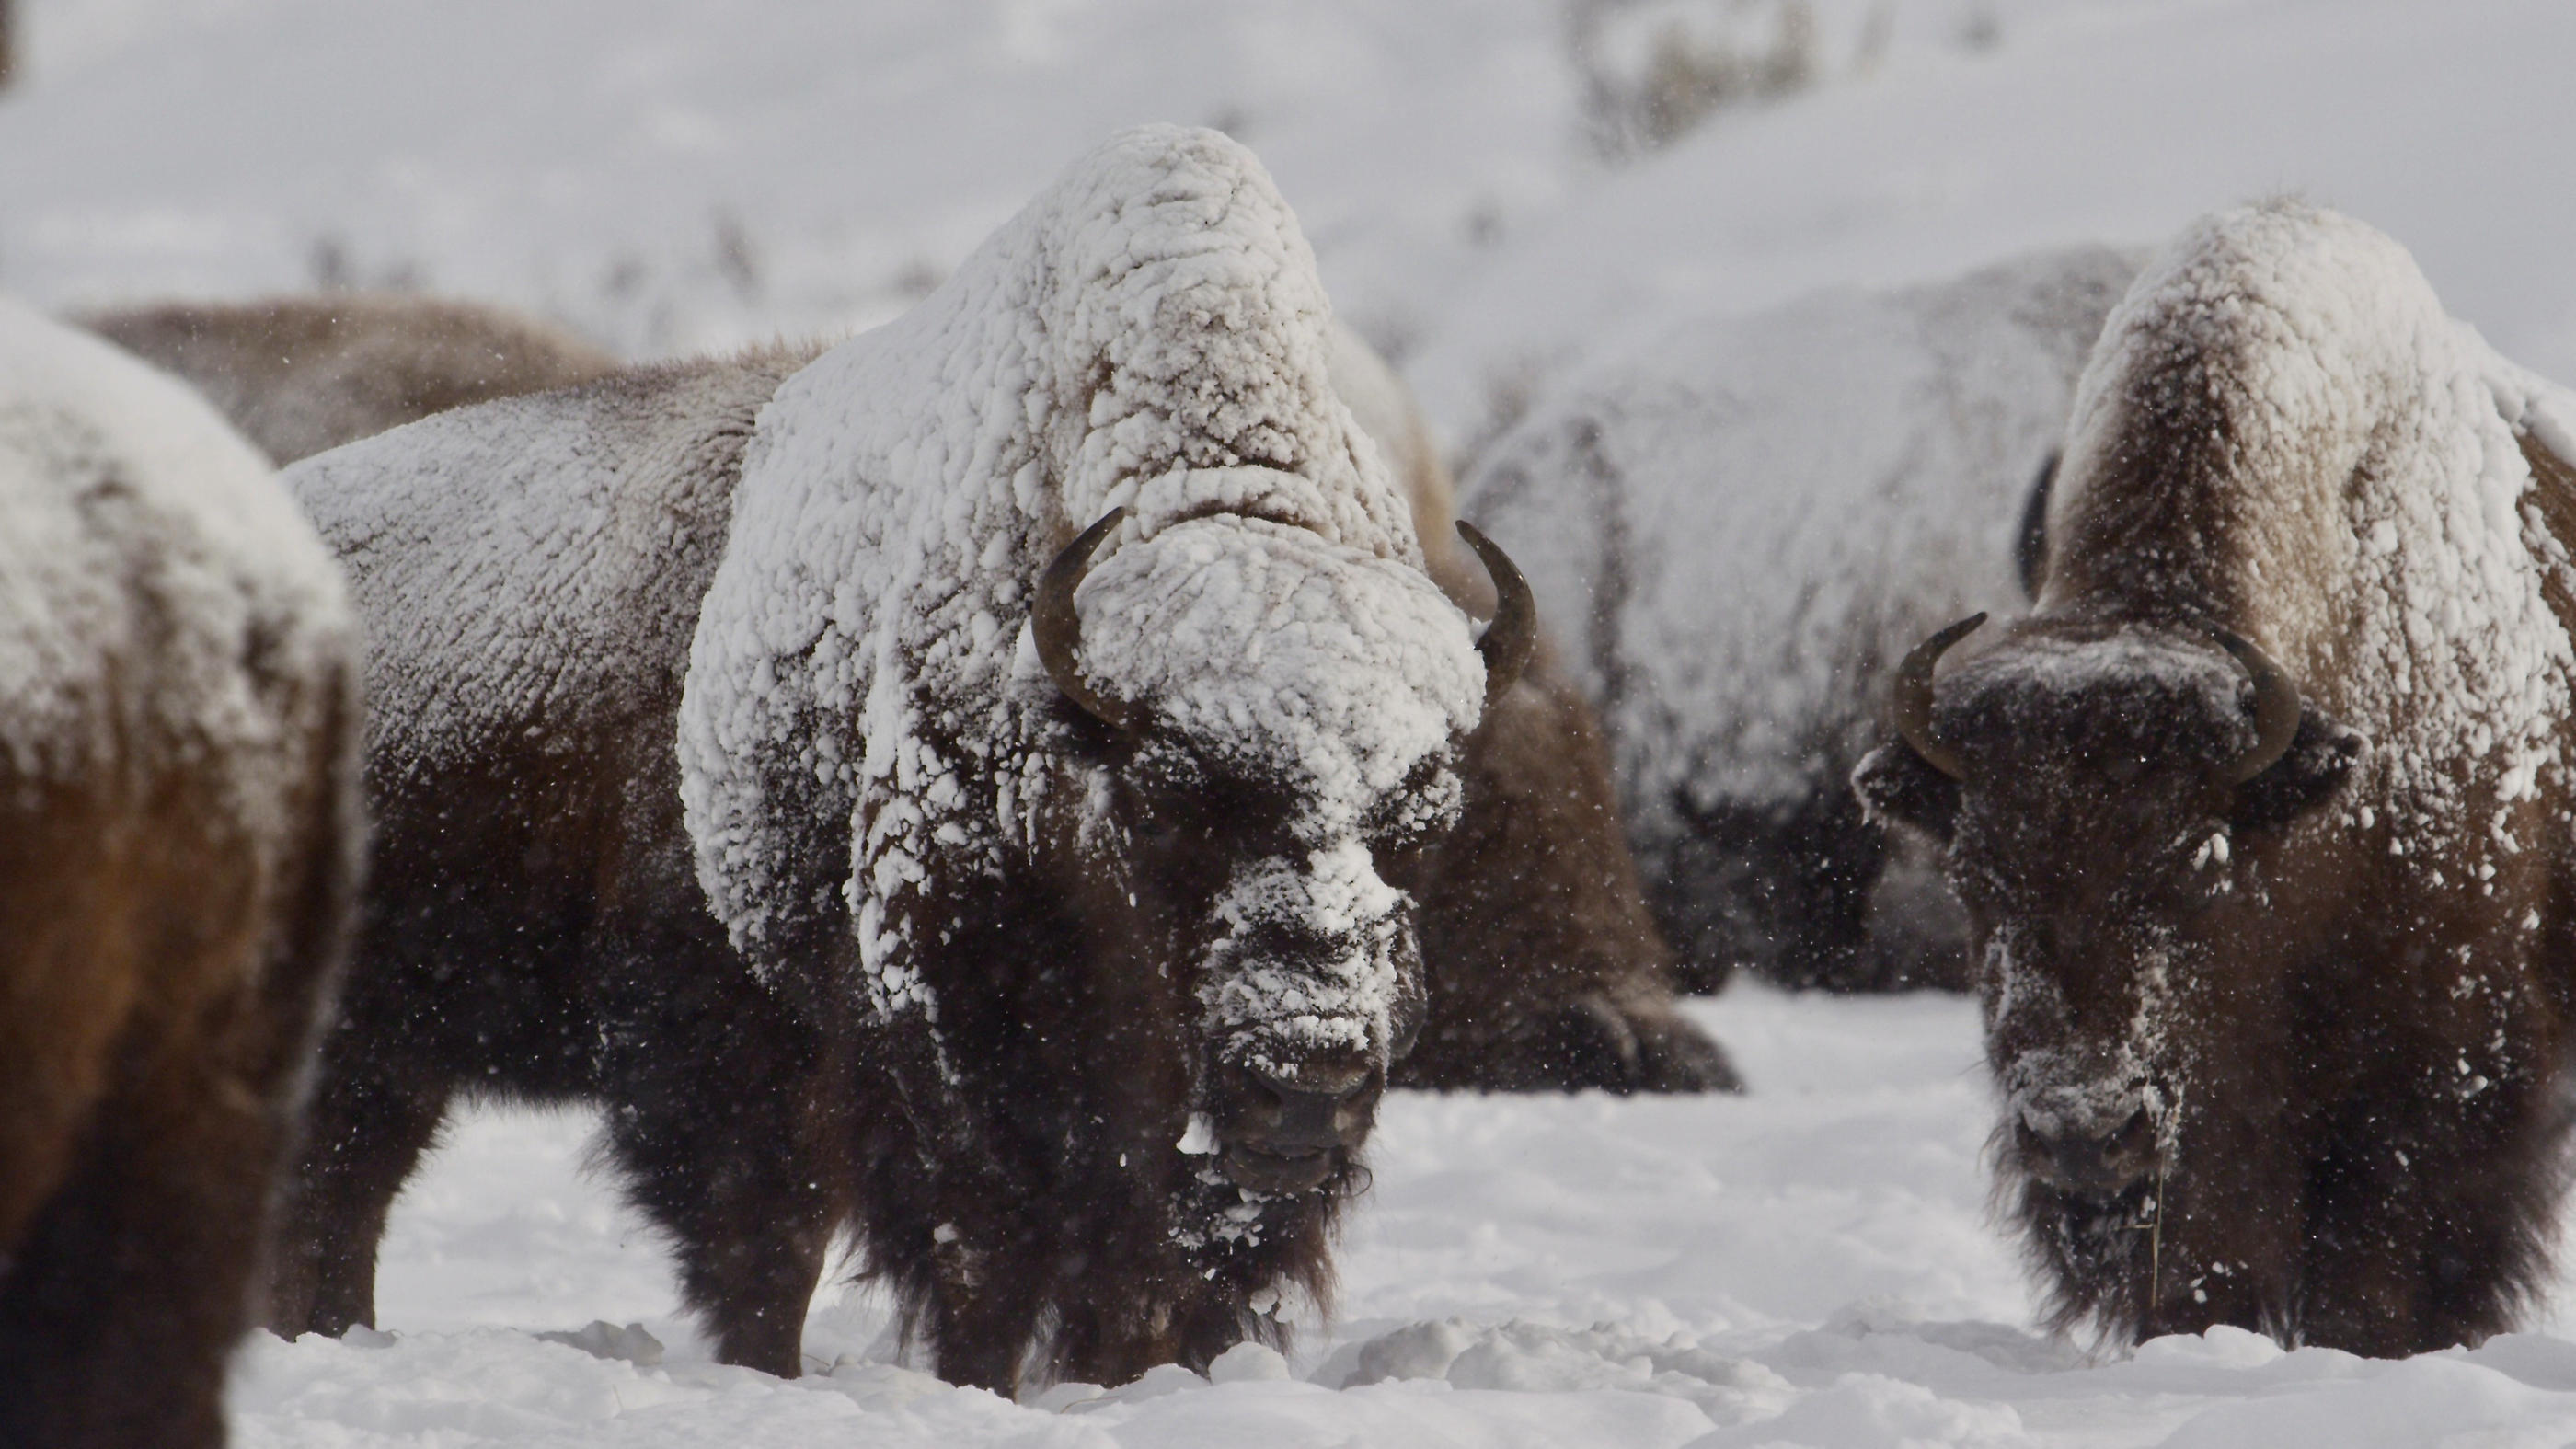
[9,1,2576,1444]
[11,0,2571,469]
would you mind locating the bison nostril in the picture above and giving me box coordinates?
[1248,1061,1369,1104]
[1235,1059,1377,1153]
[2105,1107,2155,1157]
[2018,1100,2158,1197]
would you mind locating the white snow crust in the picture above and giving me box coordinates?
[678,125,1479,1064]
[282,348,806,782]
[2042,201,2576,854]
[0,294,351,827]
[1461,246,2140,839]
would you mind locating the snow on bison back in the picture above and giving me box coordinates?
[680,123,1536,1391]
[0,298,360,1448]
[1858,201,2576,1355]
[1462,246,2141,993]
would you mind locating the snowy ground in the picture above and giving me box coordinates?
[230,990,2576,1447]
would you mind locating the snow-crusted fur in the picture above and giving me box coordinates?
[678,125,1498,1390]
[1465,246,2142,992]
[270,341,839,1378]
[75,293,620,466]
[1857,201,2576,1355]
[0,297,362,1448]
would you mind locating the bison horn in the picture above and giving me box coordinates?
[2210,627,2301,784]
[1033,507,1142,735]
[1891,613,1987,781]
[1455,521,1537,711]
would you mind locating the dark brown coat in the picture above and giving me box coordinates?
[1857,201,2576,1355]
[268,345,839,1378]
[1331,322,1734,1092]
[0,304,361,1448]
[74,293,618,466]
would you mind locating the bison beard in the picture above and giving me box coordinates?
[1857,201,2576,1356]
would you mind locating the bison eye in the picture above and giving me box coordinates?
[1368,760,1462,847]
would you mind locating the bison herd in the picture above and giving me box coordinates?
[7,122,2576,1443]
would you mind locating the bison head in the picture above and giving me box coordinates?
[1023,505,1533,1199]
[1854,615,2362,1214]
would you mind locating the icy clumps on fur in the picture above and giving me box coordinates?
[679,127,1479,1057]
[1460,246,2142,841]
[0,295,350,828]
[1205,840,1408,1065]
[1077,513,1476,836]
[2047,201,2576,854]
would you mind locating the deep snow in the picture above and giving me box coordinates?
[229,990,2576,1447]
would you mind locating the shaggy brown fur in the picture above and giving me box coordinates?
[1406,645,1742,1091]
[267,344,845,1380]
[0,349,362,1448]
[1858,205,2576,1355]
[1334,324,1735,1093]
[74,294,618,465]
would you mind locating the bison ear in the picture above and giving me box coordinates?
[2230,705,2364,834]
[1853,742,1960,844]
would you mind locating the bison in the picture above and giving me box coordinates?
[272,125,1615,1391]
[1464,246,2142,992]
[678,121,1533,1391]
[72,293,619,466]
[1856,201,2576,1355]
[0,298,361,1447]
[86,285,1731,1094]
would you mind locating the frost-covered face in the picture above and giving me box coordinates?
[1031,514,1489,1197]
[1855,627,2358,1203]
[1051,727,1459,1195]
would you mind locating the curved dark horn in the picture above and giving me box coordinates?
[1455,521,1536,711]
[1891,613,1987,781]
[2209,627,2301,784]
[1033,507,1140,734]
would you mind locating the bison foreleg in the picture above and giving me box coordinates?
[588,907,852,1380]
[266,1056,453,1340]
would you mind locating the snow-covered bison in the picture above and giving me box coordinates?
[1326,326,1735,1092]
[1465,247,2141,992]
[0,299,361,1447]
[75,293,619,466]
[273,125,1582,1389]
[1857,201,2576,1354]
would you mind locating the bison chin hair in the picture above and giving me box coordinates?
[856,1120,1368,1385]
[1991,1121,2174,1349]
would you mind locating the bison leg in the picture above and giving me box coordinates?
[590,923,845,1379]
[916,1229,1049,1396]
[2294,1074,2565,1354]
[266,1053,453,1340]
[0,1041,275,1449]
